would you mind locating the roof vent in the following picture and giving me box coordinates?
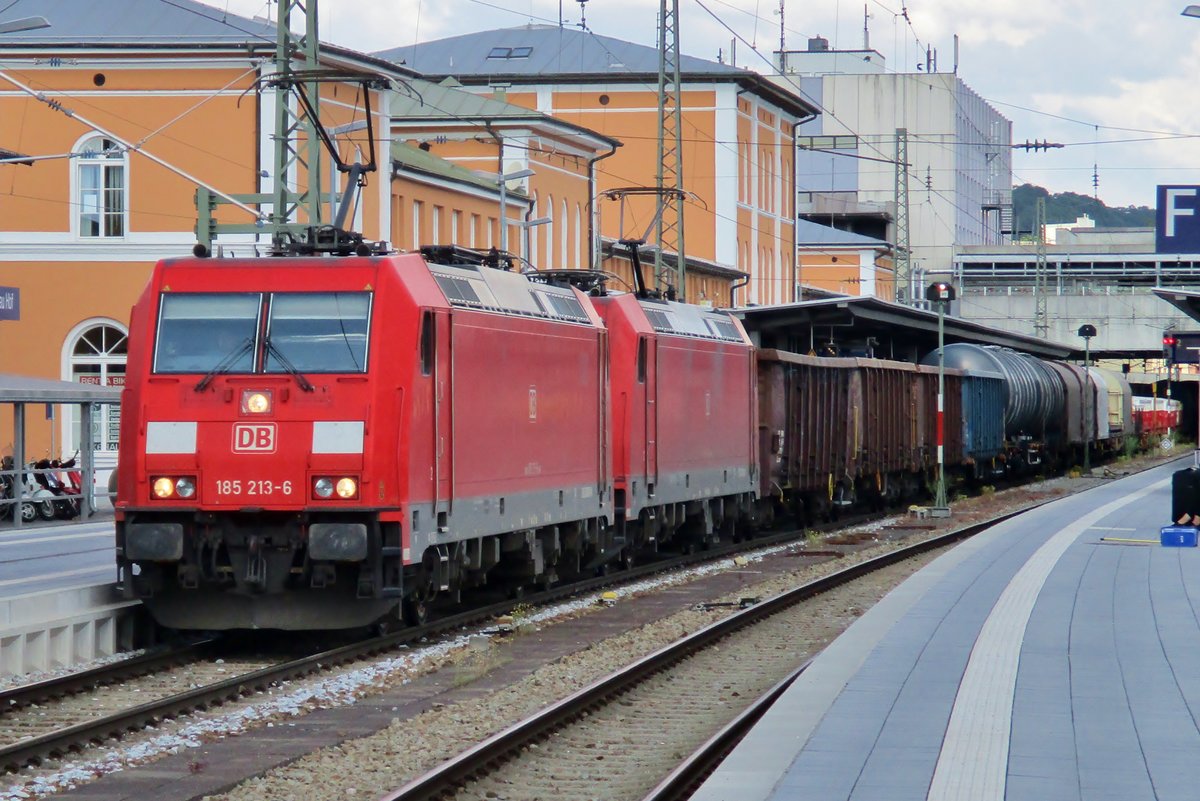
[808,36,829,52]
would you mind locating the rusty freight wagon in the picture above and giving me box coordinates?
[757,350,965,520]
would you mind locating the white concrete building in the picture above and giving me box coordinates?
[771,38,1012,300]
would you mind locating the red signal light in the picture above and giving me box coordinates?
[1164,335,1178,346]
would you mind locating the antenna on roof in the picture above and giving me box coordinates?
[577,0,589,31]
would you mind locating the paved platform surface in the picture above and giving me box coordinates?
[0,514,114,599]
[694,459,1197,801]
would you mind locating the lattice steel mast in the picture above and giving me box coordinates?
[893,128,911,303]
[1034,196,1049,339]
[655,0,686,300]
[195,0,387,256]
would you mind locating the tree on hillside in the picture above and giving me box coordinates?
[1011,183,1154,236]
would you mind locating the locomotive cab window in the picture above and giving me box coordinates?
[420,310,435,376]
[154,293,261,373]
[264,292,371,374]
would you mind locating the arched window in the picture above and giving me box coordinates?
[66,321,127,455]
[76,135,126,238]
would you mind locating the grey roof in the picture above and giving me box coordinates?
[376,25,818,119]
[0,374,120,404]
[390,78,621,150]
[392,78,550,121]
[738,295,1073,358]
[0,0,413,78]
[391,140,515,196]
[378,24,744,79]
[796,218,889,249]
[0,0,276,46]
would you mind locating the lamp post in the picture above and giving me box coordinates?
[926,281,956,517]
[518,215,551,269]
[498,168,535,254]
[1078,323,1097,473]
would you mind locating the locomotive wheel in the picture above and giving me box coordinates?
[402,597,429,627]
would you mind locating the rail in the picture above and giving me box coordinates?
[379,506,1036,801]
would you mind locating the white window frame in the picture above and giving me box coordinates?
[60,318,127,458]
[72,133,128,239]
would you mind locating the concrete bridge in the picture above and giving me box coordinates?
[955,289,1195,357]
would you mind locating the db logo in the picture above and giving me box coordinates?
[233,423,277,453]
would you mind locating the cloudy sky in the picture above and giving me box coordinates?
[212,0,1200,210]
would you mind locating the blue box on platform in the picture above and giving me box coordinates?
[1161,526,1199,547]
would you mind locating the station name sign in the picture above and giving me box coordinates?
[0,286,17,321]
[1157,185,1200,253]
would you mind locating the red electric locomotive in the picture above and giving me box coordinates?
[592,292,758,555]
[116,248,613,630]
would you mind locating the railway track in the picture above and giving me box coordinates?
[0,516,866,774]
[0,486,1056,779]
[378,509,1026,801]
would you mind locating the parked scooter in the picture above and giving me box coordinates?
[0,455,39,524]
[34,453,81,520]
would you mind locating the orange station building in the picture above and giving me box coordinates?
[380,25,821,308]
[0,3,618,466]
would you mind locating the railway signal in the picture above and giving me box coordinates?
[1164,332,1179,365]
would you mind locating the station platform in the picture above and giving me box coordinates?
[0,512,141,678]
[694,458,1197,801]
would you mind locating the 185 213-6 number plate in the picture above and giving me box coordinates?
[215,479,294,496]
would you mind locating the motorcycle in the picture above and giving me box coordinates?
[0,455,39,524]
[33,453,82,520]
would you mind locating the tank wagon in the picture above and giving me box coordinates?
[922,343,1135,471]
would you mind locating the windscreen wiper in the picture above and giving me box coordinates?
[264,338,315,392]
[194,337,254,392]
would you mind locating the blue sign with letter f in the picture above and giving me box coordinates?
[1157,185,1200,253]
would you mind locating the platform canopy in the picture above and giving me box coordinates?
[0,374,120,404]
[1153,287,1200,325]
[738,295,1074,362]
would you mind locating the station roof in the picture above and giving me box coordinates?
[0,374,120,404]
[796,219,889,249]
[737,295,1074,362]
[1153,287,1200,324]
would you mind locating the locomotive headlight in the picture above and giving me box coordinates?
[174,477,196,499]
[313,477,335,498]
[152,477,176,499]
[335,477,358,498]
[241,390,272,414]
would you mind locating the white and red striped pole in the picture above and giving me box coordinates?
[929,281,952,514]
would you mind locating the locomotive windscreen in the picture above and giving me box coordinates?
[264,293,371,373]
[152,291,372,375]
[154,293,260,373]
